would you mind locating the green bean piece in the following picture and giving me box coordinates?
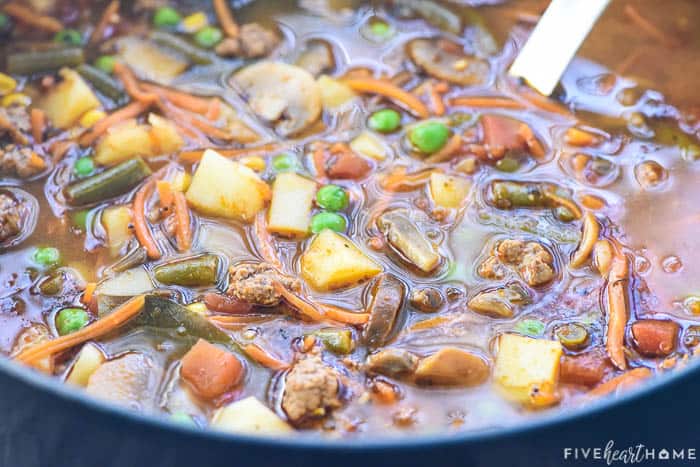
[311,329,353,355]
[489,181,548,209]
[150,31,214,65]
[495,156,520,173]
[154,254,220,286]
[64,157,152,206]
[77,64,126,103]
[54,29,83,46]
[554,323,589,350]
[6,48,85,75]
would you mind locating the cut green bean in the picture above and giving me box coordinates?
[77,64,126,103]
[150,31,213,65]
[311,329,353,355]
[64,157,152,206]
[6,48,84,75]
[154,254,220,286]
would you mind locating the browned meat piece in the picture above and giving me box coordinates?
[0,146,44,178]
[0,106,31,136]
[476,256,507,280]
[227,263,301,307]
[0,193,21,243]
[215,23,280,58]
[478,239,555,287]
[281,351,341,425]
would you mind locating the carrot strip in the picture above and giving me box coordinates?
[2,3,62,33]
[173,191,192,252]
[343,78,429,118]
[156,180,174,207]
[425,134,462,163]
[606,253,629,370]
[213,0,240,38]
[379,167,434,192]
[565,127,599,147]
[426,82,445,116]
[253,211,283,270]
[205,98,221,121]
[88,0,119,46]
[517,123,546,158]
[449,96,526,110]
[79,101,151,146]
[0,112,28,145]
[409,316,449,331]
[544,190,582,220]
[82,282,97,305]
[243,343,289,370]
[17,295,145,365]
[588,367,652,398]
[623,4,680,48]
[209,314,275,329]
[113,63,159,104]
[321,304,369,325]
[515,86,573,117]
[570,212,600,268]
[312,144,328,181]
[158,101,233,141]
[133,180,161,260]
[140,83,212,115]
[30,108,46,144]
[273,282,325,321]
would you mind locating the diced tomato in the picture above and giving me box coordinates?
[631,319,679,357]
[181,339,244,399]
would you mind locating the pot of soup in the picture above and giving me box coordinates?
[0,0,698,466]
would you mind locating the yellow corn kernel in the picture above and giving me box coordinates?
[186,302,208,315]
[0,73,17,96]
[1,93,31,108]
[181,12,208,33]
[79,109,107,128]
[241,156,266,172]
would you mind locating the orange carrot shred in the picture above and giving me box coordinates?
[82,282,97,305]
[133,180,161,260]
[343,77,429,118]
[178,143,281,163]
[243,343,289,370]
[158,101,233,141]
[79,101,151,146]
[425,133,462,163]
[272,282,325,321]
[88,0,119,46]
[141,83,213,115]
[113,62,159,104]
[213,0,240,38]
[173,191,192,252]
[254,212,283,270]
[588,367,651,398]
[30,108,46,144]
[448,96,526,110]
[321,304,370,325]
[426,82,446,116]
[156,180,174,208]
[2,3,63,33]
[205,98,221,121]
[27,152,46,170]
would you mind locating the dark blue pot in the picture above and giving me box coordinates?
[0,357,697,467]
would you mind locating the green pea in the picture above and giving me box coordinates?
[55,307,89,336]
[554,323,589,350]
[316,185,349,211]
[54,29,82,46]
[153,6,182,27]
[94,55,117,74]
[495,156,520,172]
[74,157,95,178]
[514,319,545,337]
[369,20,393,40]
[194,26,223,48]
[32,247,61,268]
[409,121,450,154]
[272,153,298,172]
[71,210,89,231]
[368,109,401,133]
[311,212,347,233]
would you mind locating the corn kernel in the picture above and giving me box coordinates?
[241,156,266,172]
[79,109,107,128]
[186,302,208,315]
[0,73,17,96]
[181,12,208,33]
[1,93,31,108]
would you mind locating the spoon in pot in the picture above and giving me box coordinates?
[509,0,611,96]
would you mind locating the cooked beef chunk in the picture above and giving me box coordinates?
[215,23,280,58]
[282,351,341,424]
[409,287,444,313]
[0,106,30,136]
[0,192,22,243]
[0,146,44,178]
[478,239,555,287]
[227,263,301,306]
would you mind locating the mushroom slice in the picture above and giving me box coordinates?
[231,61,322,137]
[377,209,441,273]
[366,348,420,378]
[407,38,489,86]
[414,347,489,386]
[468,283,530,319]
[364,274,406,349]
[295,39,335,77]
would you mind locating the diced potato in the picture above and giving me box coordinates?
[170,170,191,192]
[429,172,471,208]
[350,131,388,160]
[66,343,105,387]
[212,396,293,435]
[317,75,357,109]
[148,113,184,155]
[102,205,133,256]
[94,120,153,166]
[494,334,562,407]
[96,266,153,297]
[301,229,382,291]
[116,37,189,84]
[38,68,100,129]
[186,149,270,222]
[267,173,317,237]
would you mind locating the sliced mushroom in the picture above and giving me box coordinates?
[467,283,530,318]
[414,347,489,386]
[364,274,406,349]
[295,39,335,77]
[86,353,161,411]
[231,61,322,137]
[407,38,489,86]
[377,209,441,273]
[366,348,420,378]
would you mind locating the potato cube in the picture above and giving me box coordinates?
[39,68,100,129]
[350,131,388,160]
[268,173,317,237]
[301,229,382,291]
[148,113,184,155]
[494,334,562,407]
[186,149,270,222]
[66,343,105,387]
[317,75,357,109]
[212,396,292,435]
[429,172,471,208]
[94,120,153,166]
[102,205,133,256]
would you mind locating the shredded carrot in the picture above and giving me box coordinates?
[209,314,275,330]
[141,83,213,115]
[17,295,145,366]
[173,191,192,252]
[133,180,162,260]
[82,282,97,305]
[113,63,159,104]
[321,304,370,325]
[0,112,28,145]
[426,82,445,116]
[243,343,289,370]
[27,152,46,170]
[514,84,573,117]
[623,4,680,48]
[179,143,281,163]
[425,134,463,163]
[30,108,46,144]
[213,0,240,38]
[343,78,429,118]
[156,180,174,208]
[2,3,63,33]
[273,282,325,321]
[448,96,526,110]
[544,190,582,220]
[570,212,600,268]
[517,123,546,158]
[379,167,434,192]
[253,211,283,270]
[588,367,652,398]
[409,316,449,331]
[158,101,233,141]
[205,98,221,121]
[312,144,328,181]
[79,101,151,146]
[88,0,119,46]
[606,252,629,370]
